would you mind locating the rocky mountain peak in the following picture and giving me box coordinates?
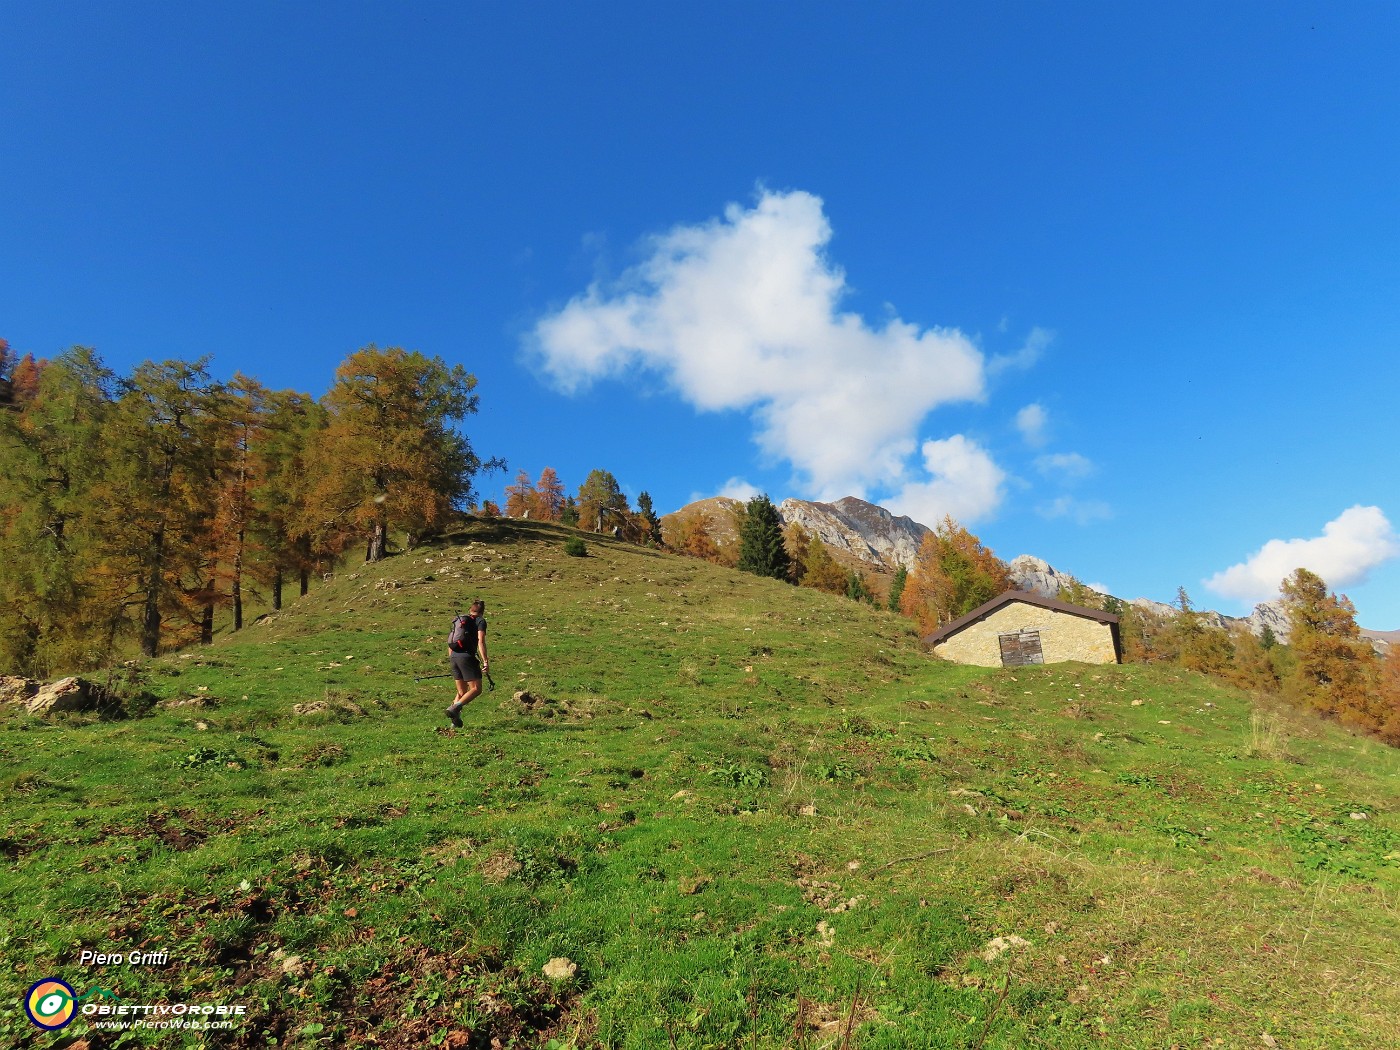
[663,497,1386,645]
[778,496,930,573]
[1005,554,1068,600]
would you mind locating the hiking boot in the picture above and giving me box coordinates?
[445,705,463,728]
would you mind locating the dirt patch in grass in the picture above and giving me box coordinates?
[99,808,244,852]
[792,993,881,1048]
[502,689,615,720]
[325,944,584,1049]
[0,832,38,860]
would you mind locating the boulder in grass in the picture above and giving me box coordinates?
[159,695,221,711]
[293,699,367,717]
[542,957,577,982]
[26,676,112,717]
[0,676,39,705]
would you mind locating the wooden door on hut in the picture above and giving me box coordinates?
[998,629,1044,667]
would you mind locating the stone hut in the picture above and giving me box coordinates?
[924,590,1121,667]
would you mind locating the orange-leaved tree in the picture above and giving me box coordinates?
[504,469,538,518]
[900,516,1011,635]
[1377,644,1400,746]
[534,467,566,521]
[300,346,498,562]
[666,511,721,563]
[1280,567,1381,727]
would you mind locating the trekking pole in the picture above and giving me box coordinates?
[415,671,496,688]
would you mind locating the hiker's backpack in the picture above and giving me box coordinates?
[448,614,474,653]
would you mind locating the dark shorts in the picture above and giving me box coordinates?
[450,653,482,682]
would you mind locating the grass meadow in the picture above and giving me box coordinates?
[3,518,1399,1048]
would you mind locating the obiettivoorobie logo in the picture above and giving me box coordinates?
[24,978,119,1030]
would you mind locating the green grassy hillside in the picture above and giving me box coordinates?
[4,518,1399,1048]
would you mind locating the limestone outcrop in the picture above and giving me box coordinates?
[25,676,113,717]
[778,496,929,573]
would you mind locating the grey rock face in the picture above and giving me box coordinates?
[0,676,39,705]
[1006,555,1070,600]
[26,676,104,716]
[1237,600,1291,642]
[777,496,930,572]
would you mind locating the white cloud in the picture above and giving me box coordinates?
[529,188,986,497]
[885,435,1007,526]
[989,326,1053,376]
[684,477,762,507]
[1036,496,1112,525]
[717,477,761,502]
[1015,404,1048,447]
[1204,506,1400,603]
[1035,452,1095,480]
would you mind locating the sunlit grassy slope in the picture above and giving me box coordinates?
[4,517,1399,1049]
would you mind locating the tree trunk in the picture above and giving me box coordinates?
[366,519,386,562]
[272,569,283,611]
[231,508,245,627]
[201,602,214,645]
[141,527,166,658]
[298,534,311,596]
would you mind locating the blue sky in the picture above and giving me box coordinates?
[4,2,1399,627]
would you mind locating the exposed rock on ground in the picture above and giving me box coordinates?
[0,675,38,705]
[25,676,117,717]
[293,698,367,717]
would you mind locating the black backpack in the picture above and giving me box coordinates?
[448,614,475,653]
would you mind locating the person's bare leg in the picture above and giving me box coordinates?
[446,679,481,728]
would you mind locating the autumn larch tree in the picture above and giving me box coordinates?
[9,353,45,404]
[534,467,566,522]
[247,389,328,606]
[0,347,117,673]
[211,375,271,632]
[1280,567,1380,727]
[1376,644,1400,746]
[301,346,496,563]
[899,516,1010,634]
[504,469,538,518]
[1163,586,1233,677]
[100,358,224,657]
[793,529,848,595]
[1223,624,1280,693]
[666,511,720,562]
[577,469,630,534]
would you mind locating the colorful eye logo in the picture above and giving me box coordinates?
[25,978,77,1030]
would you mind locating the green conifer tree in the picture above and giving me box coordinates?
[637,491,663,545]
[887,564,908,612]
[737,495,791,581]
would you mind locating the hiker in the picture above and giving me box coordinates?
[444,599,489,728]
